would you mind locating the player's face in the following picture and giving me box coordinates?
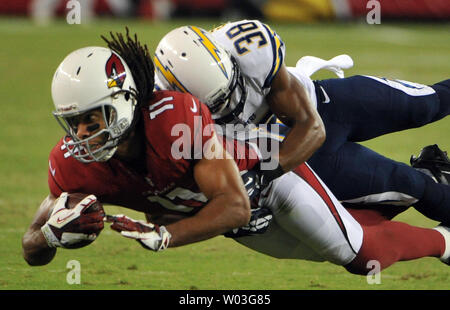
[67,108,108,150]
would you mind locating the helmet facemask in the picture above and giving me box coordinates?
[51,46,141,164]
[207,56,247,116]
[53,89,137,163]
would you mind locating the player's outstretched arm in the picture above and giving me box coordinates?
[267,64,326,172]
[22,195,57,266]
[108,134,251,250]
[166,134,251,247]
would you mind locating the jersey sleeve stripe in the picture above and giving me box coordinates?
[262,23,284,88]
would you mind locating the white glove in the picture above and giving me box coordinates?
[41,192,103,248]
[107,215,171,252]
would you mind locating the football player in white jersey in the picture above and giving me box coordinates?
[153,20,450,226]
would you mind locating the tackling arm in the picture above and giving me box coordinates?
[22,195,57,266]
[266,64,326,172]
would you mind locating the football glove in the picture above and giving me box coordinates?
[240,169,262,204]
[41,192,104,248]
[255,158,285,188]
[106,215,171,252]
[224,207,273,238]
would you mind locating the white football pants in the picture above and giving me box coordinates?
[234,163,364,266]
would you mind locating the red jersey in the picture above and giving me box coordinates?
[48,91,259,217]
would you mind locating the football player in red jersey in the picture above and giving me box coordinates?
[22,31,252,266]
[22,30,450,276]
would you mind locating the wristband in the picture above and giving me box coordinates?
[41,223,60,248]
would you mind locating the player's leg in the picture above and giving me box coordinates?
[345,218,446,275]
[234,220,329,262]
[235,168,363,265]
[308,141,450,224]
[236,165,448,275]
[346,206,450,274]
[264,167,364,265]
[292,163,446,271]
[314,75,449,141]
[291,165,448,273]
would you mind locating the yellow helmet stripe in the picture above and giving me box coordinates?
[189,26,229,79]
[153,54,189,93]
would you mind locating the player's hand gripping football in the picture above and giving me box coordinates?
[105,215,171,252]
[41,192,105,249]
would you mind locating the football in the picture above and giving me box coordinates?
[66,192,104,214]
[58,192,105,249]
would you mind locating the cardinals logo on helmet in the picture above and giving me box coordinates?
[105,52,126,89]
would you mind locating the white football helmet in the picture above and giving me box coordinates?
[51,46,137,163]
[154,26,246,116]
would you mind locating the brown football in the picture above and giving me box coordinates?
[66,192,104,214]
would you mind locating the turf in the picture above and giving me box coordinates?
[0,17,449,290]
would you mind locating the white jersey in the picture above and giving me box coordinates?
[209,20,354,126]
[153,19,353,128]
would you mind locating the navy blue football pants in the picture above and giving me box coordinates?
[304,76,450,223]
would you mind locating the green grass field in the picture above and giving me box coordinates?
[0,17,449,290]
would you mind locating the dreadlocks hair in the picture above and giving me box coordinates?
[101,27,155,107]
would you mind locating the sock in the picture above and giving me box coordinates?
[345,221,444,275]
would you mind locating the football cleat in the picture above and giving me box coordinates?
[410,144,450,185]
[433,225,450,265]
